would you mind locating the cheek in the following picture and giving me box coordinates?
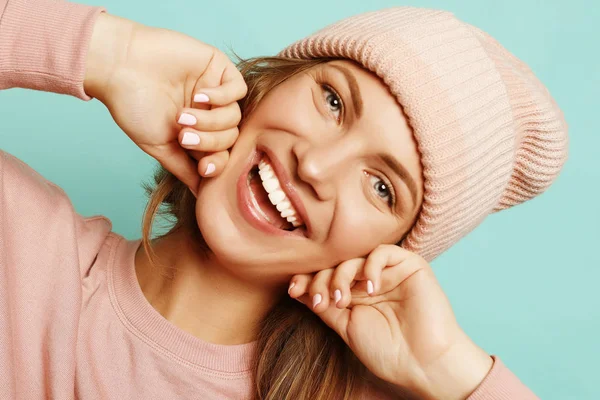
[326,205,395,260]
[249,85,317,135]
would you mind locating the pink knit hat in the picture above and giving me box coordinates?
[279,7,568,262]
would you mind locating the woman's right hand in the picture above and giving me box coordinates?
[84,13,247,193]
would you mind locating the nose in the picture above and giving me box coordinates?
[292,138,357,201]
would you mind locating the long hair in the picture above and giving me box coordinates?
[141,56,398,399]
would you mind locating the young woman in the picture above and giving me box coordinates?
[0,0,568,399]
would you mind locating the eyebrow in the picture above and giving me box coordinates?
[329,64,363,119]
[377,153,418,208]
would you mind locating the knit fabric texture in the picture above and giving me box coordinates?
[280,7,569,261]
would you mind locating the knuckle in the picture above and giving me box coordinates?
[294,275,311,290]
[202,118,219,131]
[374,243,391,254]
[214,150,230,162]
[239,82,248,97]
[330,272,345,287]
[201,134,215,149]
[220,129,238,148]
[230,105,242,124]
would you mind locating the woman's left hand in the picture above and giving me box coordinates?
[288,245,493,400]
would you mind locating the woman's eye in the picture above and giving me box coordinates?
[368,173,394,207]
[322,85,343,122]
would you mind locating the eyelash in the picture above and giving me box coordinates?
[365,171,397,209]
[320,84,344,123]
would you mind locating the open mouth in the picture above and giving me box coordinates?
[246,154,306,232]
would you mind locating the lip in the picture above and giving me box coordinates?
[259,145,312,237]
[236,148,311,238]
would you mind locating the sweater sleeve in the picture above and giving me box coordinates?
[0,0,105,100]
[466,356,540,400]
[363,355,539,399]
[0,150,112,398]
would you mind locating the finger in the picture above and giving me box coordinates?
[297,292,351,343]
[288,274,313,299]
[330,258,364,309]
[194,64,248,106]
[177,102,241,132]
[364,245,424,294]
[198,150,229,178]
[191,53,223,110]
[148,143,200,194]
[308,268,335,313]
[188,150,206,161]
[179,127,239,153]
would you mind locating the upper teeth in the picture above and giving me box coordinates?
[258,158,304,227]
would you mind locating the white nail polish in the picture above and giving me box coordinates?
[367,280,374,295]
[181,132,200,145]
[334,289,342,304]
[193,93,210,103]
[312,293,322,309]
[178,113,197,126]
[205,163,216,176]
[288,282,295,294]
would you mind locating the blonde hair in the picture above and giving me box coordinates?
[141,56,401,399]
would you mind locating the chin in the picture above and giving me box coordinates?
[193,179,277,273]
[193,192,321,281]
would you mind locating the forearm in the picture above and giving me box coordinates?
[387,335,493,400]
[417,338,493,400]
[395,338,539,400]
[83,12,134,102]
[0,0,104,99]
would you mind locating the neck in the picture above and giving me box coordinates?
[134,228,281,345]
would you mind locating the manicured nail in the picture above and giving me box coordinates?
[181,132,200,145]
[367,280,374,295]
[288,282,295,294]
[178,113,197,126]
[204,163,216,176]
[312,293,322,309]
[334,289,342,304]
[193,93,210,103]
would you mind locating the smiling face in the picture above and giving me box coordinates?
[195,60,424,283]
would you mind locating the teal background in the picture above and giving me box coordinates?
[1,0,598,398]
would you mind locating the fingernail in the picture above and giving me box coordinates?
[312,293,322,309]
[367,280,374,295]
[193,93,210,103]
[334,289,342,304]
[178,113,197,126]
[204,163,216,176]
[288,282,295,294]
[181,132,200,145]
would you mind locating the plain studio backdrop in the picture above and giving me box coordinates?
[1,0,598,398]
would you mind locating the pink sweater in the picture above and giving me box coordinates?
[0,0,541,398]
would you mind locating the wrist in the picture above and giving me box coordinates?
[84,12,134,101]
[414,336,493,400]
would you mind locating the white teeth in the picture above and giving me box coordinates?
[276,200,291,212]
[268,190,286,204]
[257,157,305,228]
[258,167,274,180]
[281,208,295,218]
[262,177,280,192]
